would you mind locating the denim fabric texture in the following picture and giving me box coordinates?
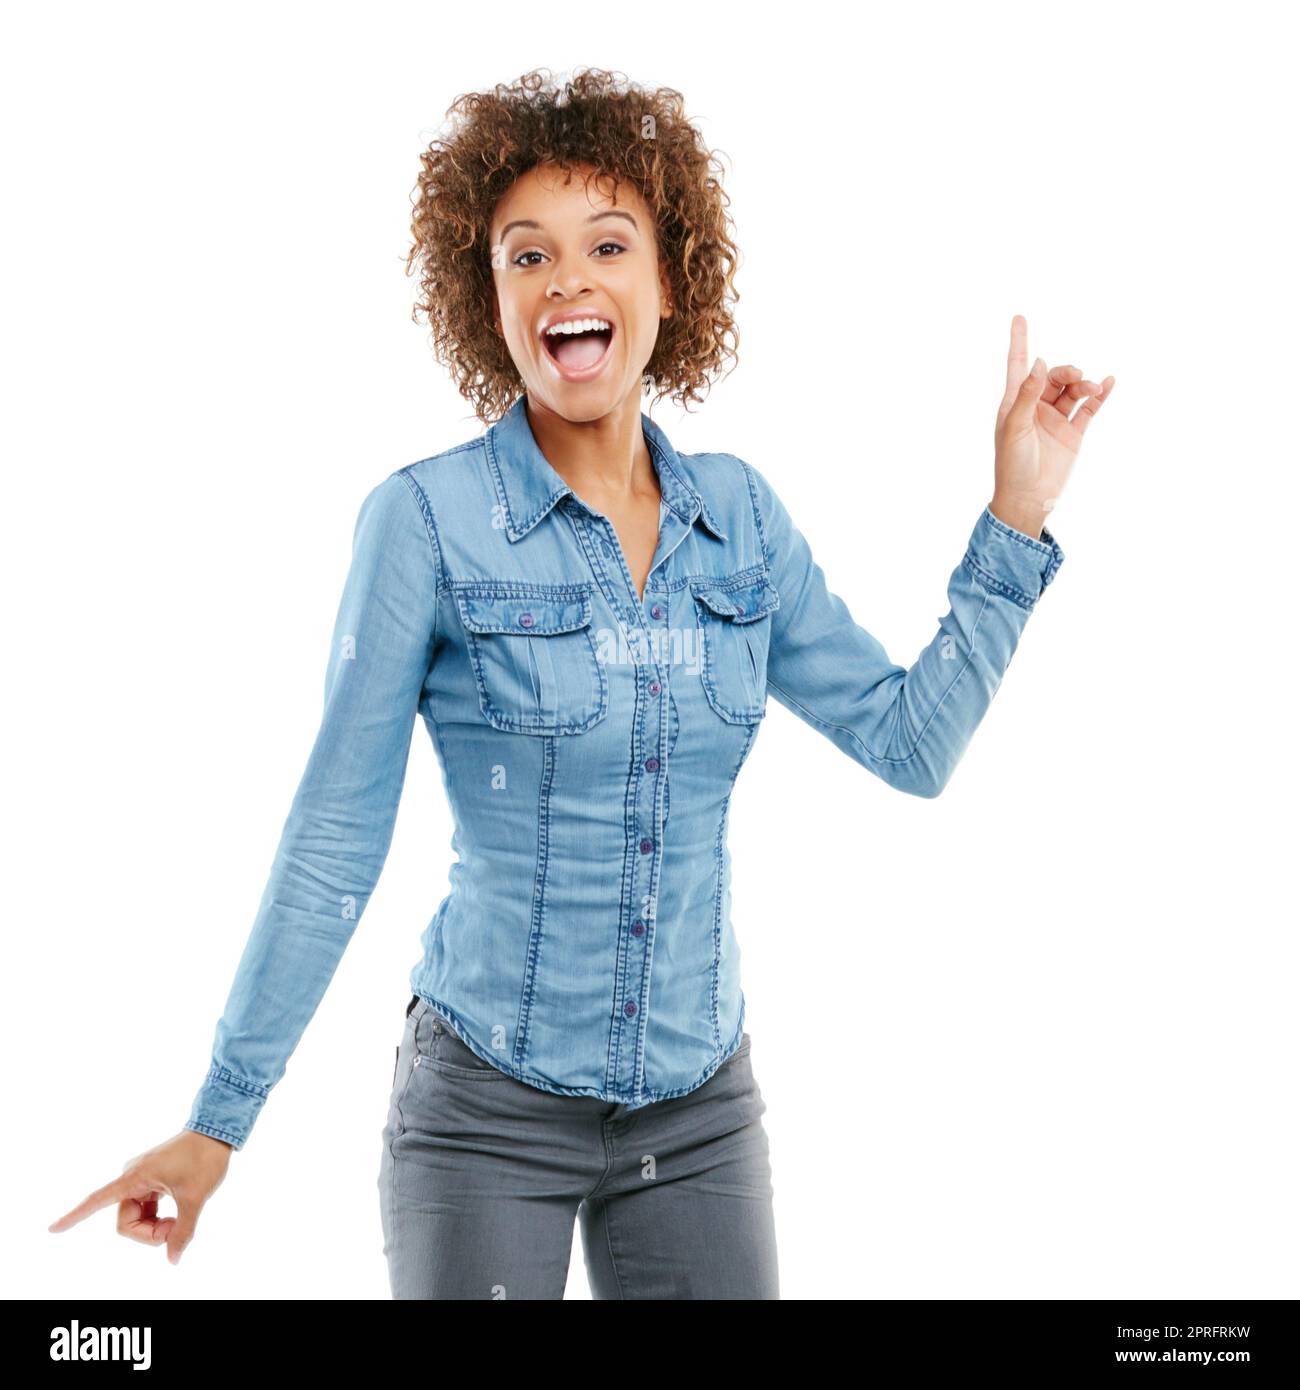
[186,393,1064,1149]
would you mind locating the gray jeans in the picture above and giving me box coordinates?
[378,994,780,1299]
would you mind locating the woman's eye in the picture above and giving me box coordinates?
[510,243,624,268]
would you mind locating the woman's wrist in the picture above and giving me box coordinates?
[988,492,1049,541]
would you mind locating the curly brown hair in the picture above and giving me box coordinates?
[405,67,741,426]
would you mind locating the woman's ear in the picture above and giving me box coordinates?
[658,262,674,321]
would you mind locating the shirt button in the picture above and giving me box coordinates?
[735,602,745,615]
[631,920,646,936]
[623,1000,638,1017]
[648,680,661,695]
[639,838,653,854]
[650,604,664,619]
[644,757,659,772]
[519,612,535,628]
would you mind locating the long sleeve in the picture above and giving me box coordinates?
[185,469,441,1149]
[741,459,1064,798]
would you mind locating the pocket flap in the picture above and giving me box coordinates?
[455,586,593,636]
[692,573,781,624]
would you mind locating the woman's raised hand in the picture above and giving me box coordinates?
[991,313,1115,539]
[47,1129,232,1265]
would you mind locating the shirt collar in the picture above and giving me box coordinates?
[484,394,729,543]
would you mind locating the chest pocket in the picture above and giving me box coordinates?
[690,570,781,724]
[454,582,608,735]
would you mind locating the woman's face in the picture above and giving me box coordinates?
[489,161,671,422]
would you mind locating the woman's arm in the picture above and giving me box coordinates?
[744,458,1063,798]
[184,468,442,1150]
[744,317,1111,797]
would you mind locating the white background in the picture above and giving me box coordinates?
[6,1,1296,1300]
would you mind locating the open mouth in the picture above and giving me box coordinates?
[541,323,615,376]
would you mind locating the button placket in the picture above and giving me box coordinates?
[569,496,690,1100]
[564,509,654,1078]
[614,574,674,1094]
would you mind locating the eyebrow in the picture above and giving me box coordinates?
[497,210,641,239]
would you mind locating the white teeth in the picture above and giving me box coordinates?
[544,318,612,337]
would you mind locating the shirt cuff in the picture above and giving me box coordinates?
[184,1067,267,1151]
[962,505,1065,611]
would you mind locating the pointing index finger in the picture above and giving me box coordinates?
[1006,314,1029,394]
[48,1172,141,1233]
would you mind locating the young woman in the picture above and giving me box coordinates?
[49,68,1114,1299]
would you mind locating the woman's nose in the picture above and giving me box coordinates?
[546,257,594,297]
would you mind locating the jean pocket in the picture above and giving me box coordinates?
[429,1014,511,1079]
[389,1011,426,1136]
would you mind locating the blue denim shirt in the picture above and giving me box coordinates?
[186,393,1064,1148]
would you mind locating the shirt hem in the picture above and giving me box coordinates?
[414,988,747,1110]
